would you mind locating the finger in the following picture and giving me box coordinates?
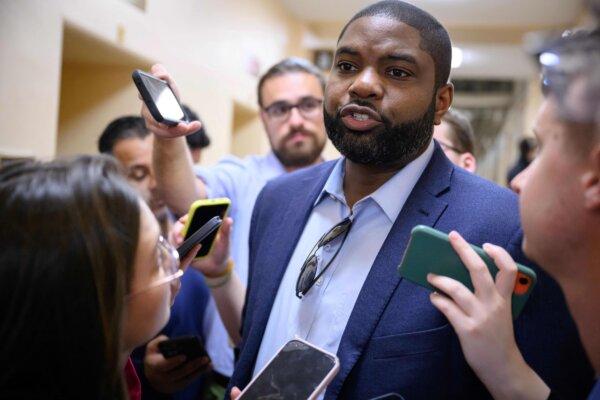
[217,217,233,250]
[483,243,519,299]
[168,356,211,381]
[173,358,212,384]
[171,218,187,246]
[427,273,477,316]
[180,244,202,270]
[141,104,200,137]
[429,292,472,333]
[150,63,183,100]
[448,231,495,298]
[231,387,242,400]
[145,337,187,372]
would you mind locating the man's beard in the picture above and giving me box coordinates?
[273,129,325,169]
[324,99,436,168]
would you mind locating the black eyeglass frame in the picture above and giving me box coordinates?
[295,217,353,299]
[263,97,323,120]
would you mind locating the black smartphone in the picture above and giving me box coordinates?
[158,336,208,360]
[176,216,222,259]
[183,198,231,259]
[132,69,186,126]
[238,339,340,400]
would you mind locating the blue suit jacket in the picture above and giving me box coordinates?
[231,144,593,399]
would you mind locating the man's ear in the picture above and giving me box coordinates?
[434,83,453,125]
[582,144,600,211]
[459,152,477,173]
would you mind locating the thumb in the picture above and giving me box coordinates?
[231,387,242,399]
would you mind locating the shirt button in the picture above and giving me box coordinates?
[324,244,331,252]
[316,278,324,286]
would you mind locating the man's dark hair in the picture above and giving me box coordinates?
[182,104,211,149]
[442,109,475,154]
[338,0,452,90]
[257,57,326,107]
[98,116,149,154]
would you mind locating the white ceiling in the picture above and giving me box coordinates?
[279,0,584,28]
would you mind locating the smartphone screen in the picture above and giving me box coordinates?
[239,340,338,400]
[185,203,229,257]
[138,73,185,122]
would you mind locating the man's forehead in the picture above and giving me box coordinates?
[337,15,424,56]
[113,136,153,164]
[261,72,323,105]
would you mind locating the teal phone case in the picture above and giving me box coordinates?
[398,225,537,318]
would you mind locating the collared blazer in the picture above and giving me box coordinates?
[231,143,594,399]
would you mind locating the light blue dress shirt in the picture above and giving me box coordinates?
[194,152,286,376]
[253,141,435,395]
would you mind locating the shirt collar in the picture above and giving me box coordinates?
[315,140,435,222]
[263,151,288,176]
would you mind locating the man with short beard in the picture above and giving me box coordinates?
[228,1,593,399]
[140,58,327,395]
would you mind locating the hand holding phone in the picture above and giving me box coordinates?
[133,69,186,126]
[136,65,201,140]
[176,216,222,259]
[145,335,211,394]
[183,198,231,259]
[158,335,208,360]
[398,225,536,318]
[238,339,339,400]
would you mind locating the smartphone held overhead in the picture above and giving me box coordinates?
[398,225,537,318]
[132,69,186,126]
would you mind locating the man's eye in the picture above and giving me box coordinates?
[270,104,289,116]
[128,166,150,182]
[337,62,356,72]
[388,68,409,78]
[299,98,322,111]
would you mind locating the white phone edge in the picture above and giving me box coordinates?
[237,337,340,400]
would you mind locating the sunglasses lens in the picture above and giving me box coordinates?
[297,256,318,296]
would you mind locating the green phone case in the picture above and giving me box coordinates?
[397,225,537,318]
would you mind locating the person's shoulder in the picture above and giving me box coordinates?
[451,167,518,207]
[264,160,337,193]
[443,167,521,238]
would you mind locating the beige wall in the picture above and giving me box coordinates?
[0,0,313,165]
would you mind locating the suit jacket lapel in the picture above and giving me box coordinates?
[326,145,454,398]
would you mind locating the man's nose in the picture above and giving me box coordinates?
[349,68,384,100]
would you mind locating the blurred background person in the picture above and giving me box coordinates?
[0,155,197,399]
[99,116,171,233]
[506,137,537,187]
[182,104,211,164]
[433,108,477,172]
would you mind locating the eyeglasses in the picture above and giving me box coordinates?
[296,217,352,298]
[437,139,464,154]
[128,236,182,297]
[263,97,323,122]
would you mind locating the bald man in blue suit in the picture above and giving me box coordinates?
[229,1,594,398]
